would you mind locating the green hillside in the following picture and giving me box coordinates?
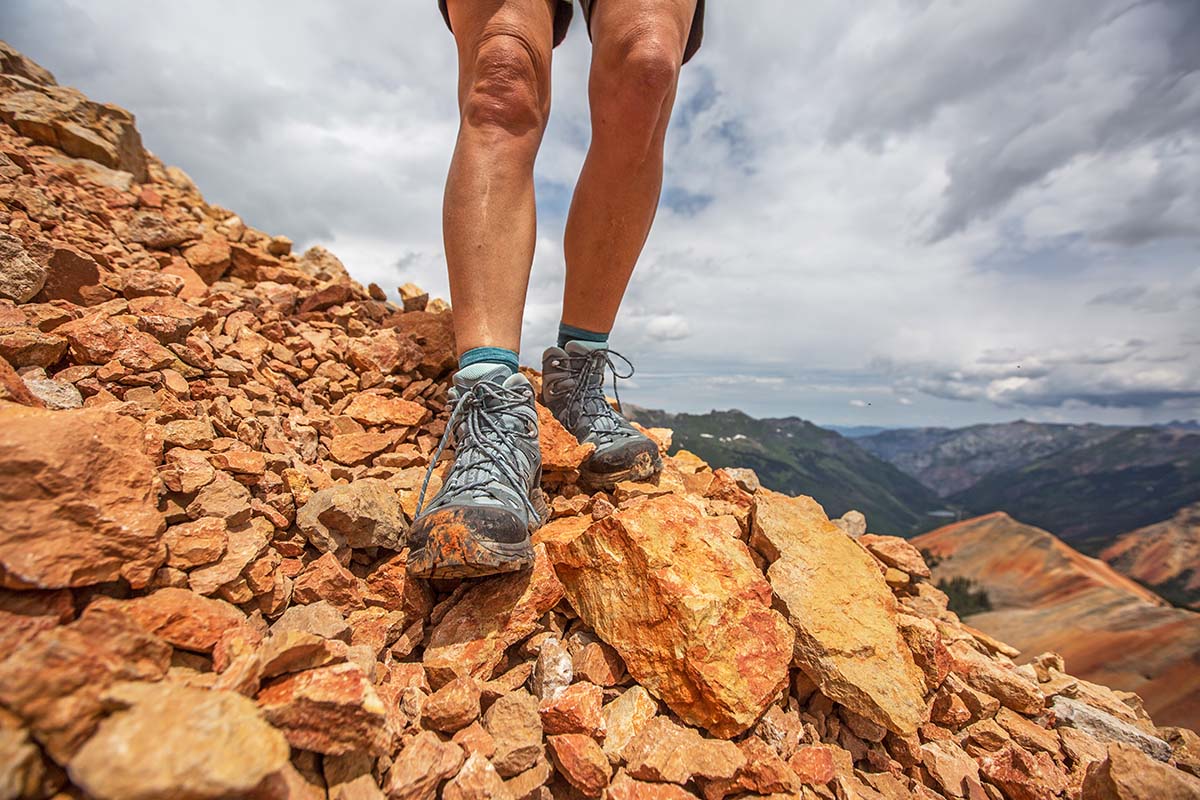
[628,408,945,537]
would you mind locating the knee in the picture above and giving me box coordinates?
[462,32,549,137]
[597,31,682,109]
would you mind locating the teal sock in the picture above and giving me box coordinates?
[558,322,608,349]
[458,346,519,376]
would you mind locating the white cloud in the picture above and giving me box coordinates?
[4,0,1197,426]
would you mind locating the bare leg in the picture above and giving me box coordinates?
[560,0,698,334]
[443,0,556,355]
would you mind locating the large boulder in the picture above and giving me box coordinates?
[0,405,164,589]
[749,490,928,735]
[295,478,406,552]
[67,681,289,800]
[546,494,794,738]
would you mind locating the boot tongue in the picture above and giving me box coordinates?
[563,340,607,355]
[453,363,512,390]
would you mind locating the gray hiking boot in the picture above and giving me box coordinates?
[541,341,662,488]
[407,363,549,579]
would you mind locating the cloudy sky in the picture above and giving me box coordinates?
[5,1,1199,427]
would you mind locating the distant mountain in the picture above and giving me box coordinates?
[626,408,944,537]
[948,426,1200,552]
[857,421,1122,497]
[1102,503,1200,610]
[913,512,1200,730]
[822,424,894,438]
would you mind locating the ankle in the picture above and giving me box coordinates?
[557,322,609,349]
[458,346,519,376]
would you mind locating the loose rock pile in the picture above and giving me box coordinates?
[2,42,1199,800]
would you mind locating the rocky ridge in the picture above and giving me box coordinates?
[2,42,1199,800]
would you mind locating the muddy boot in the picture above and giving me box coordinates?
[407,363,549,579]
[541,341,662,489]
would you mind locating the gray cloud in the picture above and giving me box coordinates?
[3,0,1198,426]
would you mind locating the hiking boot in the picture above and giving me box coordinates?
[541,341,662,488]
[407,364,549,579]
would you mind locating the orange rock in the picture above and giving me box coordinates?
[292,551,366,613]
[977,742,1067,800]
[547,494,793,738]
[548,734,611,797]
[750,490,927,735]
[788,745,836,785]
[444,753,515,800]
[257,662,392,755]
[483,691,544,777]
[860,534,932,579]
[423,676,483,733]
[571,638,625,687]
[1082,741,1200,799]
[386,730,465,800]
[539,682,606,739]
[536,403,595,473]
[700,736,800,799]
[601,686,659,763]
[0,405,164,589]
[623,717,745,784]
[607,771,699,800]
[182,237,231,284]
[424,546,563,687]
[162,517,227,569]
[119,588,245,654]
[343,393,428,427]
[328,430,399,465]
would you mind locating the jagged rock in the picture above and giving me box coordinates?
[163,517,228,569]
[1051,696,1171,762]
[749,489,927,735]
[623,717,745,785]
[67,681,289,800]
[547,734,611,797]
[1083,741,1200,798]
[569,632,625,687]
[296,478,406,552]
[0,405,164,589]
[0,602,172,762]
[539,682,605,739]
[483,691,544,777]
[188,517,271,595]
[257,662,391,755]
[547,494,793,738]
[293,551,366,613]
[530,636,573,700]
[607,772,697,800]
[859,534,932,579]
[118,588,246,653]
[948,640,1043,716]
[21,371,82,408]
[257,630,345,679]
[270,600,352,642]
[0,232,47,302]
[324,751,386,800]
[424,546,563,686]
[700,736,800,798]
[444,753,514,800]
[344,392,429,426]
[422,676,483,733]
[386,730,465,800]
[601,686,659,763]
[0,353,43,406]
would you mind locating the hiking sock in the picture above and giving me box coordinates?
[458,346,519,377]
[557,322,609,349]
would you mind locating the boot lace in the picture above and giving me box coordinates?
[415,380,540,520]
[554,348,638,447]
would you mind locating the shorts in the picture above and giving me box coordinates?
[438,0,705,65]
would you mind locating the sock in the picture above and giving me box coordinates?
[458,346,519,377]
[557,322,609,349]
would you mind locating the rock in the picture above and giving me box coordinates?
[0,354,43,406]
[898,614,953,692]
[753,704,805,761]
[30,243,104,305]
[0,326,66,368]
[748,489,927,735]
[788,745,837,785]
[343,393,429,427]
[859,534,932,579]
[832,510,867,538]
[162,418,215,449]
[607,772,698,800]
[601,686,659,763]
[186,471,253,525]
[297,245,352,283]
[539,682,605,739]
[127,211,192,249]
[270,600,352,642]
[121,588,246,653]
[293,551,366,613]
[67,681,289,800]
[385,730,465,800]
[324,751,386,800]
[1083,741,1200,799]
[296,479,406,552]
[183,238,232,283]
[530,636,573,700]
[546,494,792,738]
[700,736,800,798]
[0,602,172,762]
[0,405,164,589]
[977,743,1067,800]
[444,753,514,800]
[948,641,1043,716]
[398,282,429,312]
[623,717,745,785]
[257,662,392,755]
[547,734,611,797]
[188,517,271,595]
[1051,696,1171,762]
[257,630,345,679]
[329,431,399,466]
[424,546,563,686]
[919,739,983,798]
[0,233,47,301]
[163,517,228,569]
[483,691,544,777]
[21,371,82,408]
[423,676,483,733]
[362,549,434,625]
[569,632,625,687]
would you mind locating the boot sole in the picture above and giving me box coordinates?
[407,489,550,580]
[579,451,663,490]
